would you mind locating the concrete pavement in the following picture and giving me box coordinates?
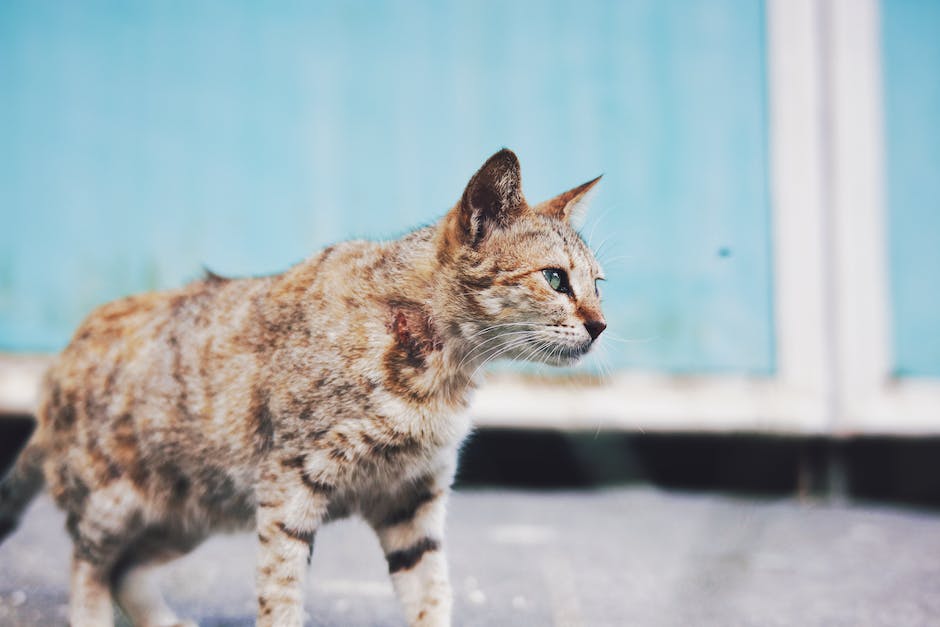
[1,488,939,626]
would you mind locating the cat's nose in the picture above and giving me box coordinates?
[584,319,607,341]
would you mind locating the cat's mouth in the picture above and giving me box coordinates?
[537,340,593,366]
[466,330,594,368]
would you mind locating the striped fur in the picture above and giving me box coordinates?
[0,149,606,627]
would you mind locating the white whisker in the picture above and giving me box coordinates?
[601,333,658,345]
[456,329,543,370]
[463,334,536,382]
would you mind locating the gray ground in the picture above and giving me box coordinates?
[1,488,939,626]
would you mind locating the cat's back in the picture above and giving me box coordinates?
[36,275,269,452]
[37,236,391,439]
[46,275,251,385]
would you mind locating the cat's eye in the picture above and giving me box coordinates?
[542,268,570,294]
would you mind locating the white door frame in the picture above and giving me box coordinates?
[474,0,940,435]
[472,0,832,434]
[827,0,940,434]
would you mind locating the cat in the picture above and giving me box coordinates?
[0,148,606,627]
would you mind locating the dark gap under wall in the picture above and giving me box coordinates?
[456,428,940,510]
[2,417,939,510]
[0,417,35,478]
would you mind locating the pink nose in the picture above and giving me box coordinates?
[584,319,607,341]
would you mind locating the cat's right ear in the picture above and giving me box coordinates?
[532,175,602,227]
[448,149,527,247]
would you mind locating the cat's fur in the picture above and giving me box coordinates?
[0,149,606,627]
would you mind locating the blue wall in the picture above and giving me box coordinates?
[0,0,774,374]
[882,0,940,378]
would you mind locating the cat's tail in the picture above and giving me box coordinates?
[0,439,45,544]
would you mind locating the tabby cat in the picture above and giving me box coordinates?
[0,149,606,627]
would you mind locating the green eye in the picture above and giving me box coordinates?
[542,268,569,293]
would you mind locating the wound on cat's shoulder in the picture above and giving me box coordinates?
[387,305,442,363]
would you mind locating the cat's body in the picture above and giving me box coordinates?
[0,149,605,627]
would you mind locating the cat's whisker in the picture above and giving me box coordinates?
[546,345,564,363]
[526,341,552,374]
[463,333,537,377]
[583,205,616,248]
[596,343,614,383]
[462,322,544,341]
[464,335,538,387]
[585,345,614,437]
[593,231,627,262]
[514,344,541,371]
[593,235,615,265]
[464,350,510,391]
[520,338,551,367]
[464,327,541,347]
[463,328,537,351]
[462,322,544,339]
[456,330,542,370]
[600,332,658,345]
[592,235,614,261]
[458,323,544,354]
[595,253,634,269]
[527,337,562,370]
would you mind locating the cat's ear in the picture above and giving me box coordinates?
[532,175,602,227]
[453,149,527,246]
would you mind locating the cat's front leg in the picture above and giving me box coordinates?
[254,460,332,627]
[371,483,452,627]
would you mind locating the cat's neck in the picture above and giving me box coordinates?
[267,224,480,407]
[367,225,479,405]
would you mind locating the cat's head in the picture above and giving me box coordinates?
[439,149,606,368]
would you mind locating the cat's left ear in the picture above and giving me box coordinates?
[532,175,602,227]
[452,148,527,247]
